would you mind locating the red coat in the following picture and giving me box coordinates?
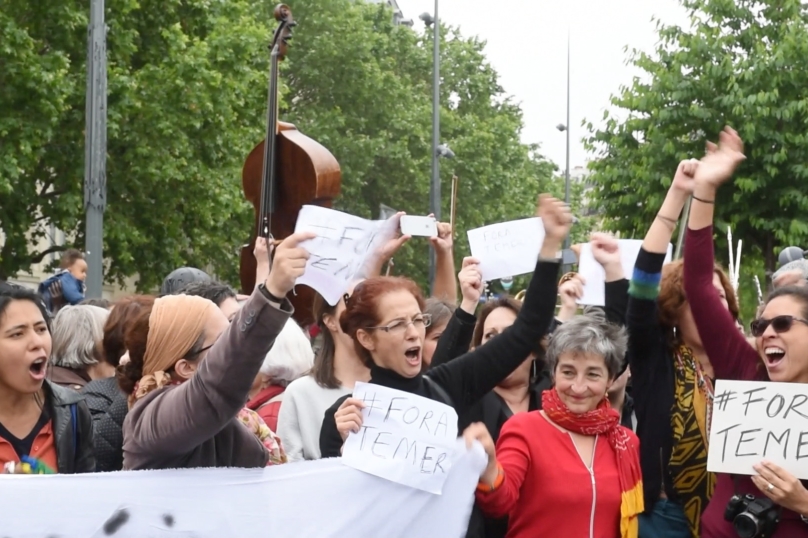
[477,410,630,538]
[246,385,285,433]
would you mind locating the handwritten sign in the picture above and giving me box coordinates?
[294,206,397,305]
[341,382,459,494]
[467,217,545,281]
[708,380,808,479]
[577,240,673,306]
[0,446,486,538]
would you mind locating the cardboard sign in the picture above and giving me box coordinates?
[342,382,459,494]
[467,217,545,281]
[708,379,808,479]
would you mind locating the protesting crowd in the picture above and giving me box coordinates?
[2,126,808,538]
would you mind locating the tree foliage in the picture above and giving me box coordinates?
[1,0,559,292]
[586,0,808,316]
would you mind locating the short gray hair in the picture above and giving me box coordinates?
[546,314,627,379]
[260,319,315,386]
[51,305,109,369]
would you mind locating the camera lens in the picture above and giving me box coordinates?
[734,514,761,538]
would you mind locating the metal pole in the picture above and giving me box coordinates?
[428,0,440,292]
[83,0,107,298]
[563,31,571,257]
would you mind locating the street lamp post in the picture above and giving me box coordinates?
[556,33,572,267]
[420,4,443,292]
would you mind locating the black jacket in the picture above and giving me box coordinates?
[81,377,128,472]
[319,258,560,458]
[45,380,96,474]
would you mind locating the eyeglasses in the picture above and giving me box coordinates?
[750,315,808,337]
[366,314,432,333]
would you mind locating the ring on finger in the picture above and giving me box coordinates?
[767,483,775,492]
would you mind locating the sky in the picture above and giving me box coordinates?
[394,0,690,170]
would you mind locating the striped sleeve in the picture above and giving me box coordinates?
[628,249,668,300]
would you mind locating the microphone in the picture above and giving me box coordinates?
[778,246,806,268]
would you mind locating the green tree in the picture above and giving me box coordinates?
[284,0,558,290]
[0,0,270,288]
[2,0,558,293]
[585,0,808,318]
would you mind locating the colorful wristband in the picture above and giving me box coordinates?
[476,462,504,493]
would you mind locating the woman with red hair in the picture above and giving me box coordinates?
[319,195,570,458]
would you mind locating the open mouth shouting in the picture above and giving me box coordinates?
[29,356,48,381]
[404,346,421,367]
[763,346,786,373]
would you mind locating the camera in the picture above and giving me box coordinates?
[724,494,781,538]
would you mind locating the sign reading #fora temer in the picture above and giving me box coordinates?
[707,379,808,480]
[341,382,459,494]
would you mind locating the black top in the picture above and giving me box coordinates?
[626,249,679,509]
[0,407,50,459]
[81,377,128,472]
[319,258,561,458]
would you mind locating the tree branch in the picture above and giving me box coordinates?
[29,245,68,265]
[39,188,67,200]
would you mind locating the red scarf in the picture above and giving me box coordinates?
[542,388,643,538]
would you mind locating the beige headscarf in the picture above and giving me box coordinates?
[129,294,218,407]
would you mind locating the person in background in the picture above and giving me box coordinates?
[276,287,369,462]
[469,315,641,538]
[246,319,314,432]
[80,298,112,309]
[118,233,311,470]
[159,267,211,296]
[422,298,455,369]
[82,295,154,472]
[628,157,739,538]
[38,249,87,313]
[684,127,808,538]
[0,287,95,474]
[179,280,241,322]
[48,305,110,391]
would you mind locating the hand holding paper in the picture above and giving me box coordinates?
[590,233,623,281]
[537,194,572,257]
[265,232,315,298]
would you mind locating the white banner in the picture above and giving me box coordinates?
[708,379,808,479]
[0,442,485,538]
[342,382,459,494]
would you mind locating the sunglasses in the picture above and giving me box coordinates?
[750,315,808,337]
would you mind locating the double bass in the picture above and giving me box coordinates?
[240,4,341,326]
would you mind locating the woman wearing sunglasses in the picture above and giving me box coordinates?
[319,195,570,459]
[683,128,808,538]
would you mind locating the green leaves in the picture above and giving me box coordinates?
[2,0,558,294]
[586,0,808,318]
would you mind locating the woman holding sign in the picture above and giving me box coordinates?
[319,195,568,461]
[684,128,808,538]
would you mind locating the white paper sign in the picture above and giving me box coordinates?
[294,206,397,305]
[577,240,673,306]
[342,382,460,494]
[0,444,486,538]
[467,217,545,281]
[708,379,808,479]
